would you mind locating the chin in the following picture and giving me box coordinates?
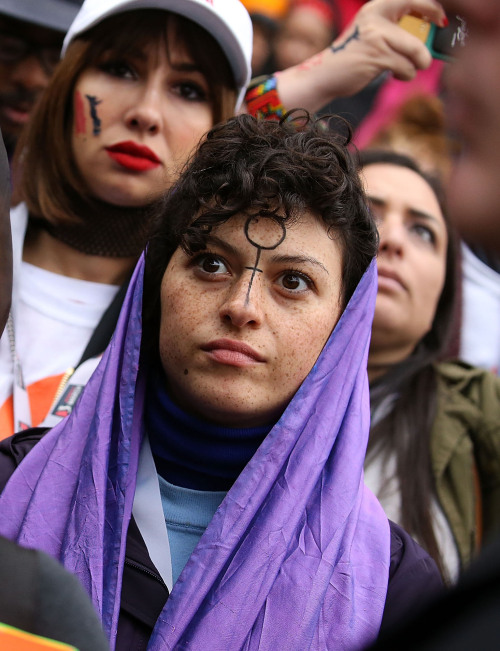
[92,180,164,208]
[184,391,280,429]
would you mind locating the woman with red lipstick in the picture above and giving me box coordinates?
[359,149,500,582]
[0,0,448,439]
[1,0,250,437]
[0,112,442,651]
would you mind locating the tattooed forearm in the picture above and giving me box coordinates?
[331,26,360,54]
[298,51,324,72]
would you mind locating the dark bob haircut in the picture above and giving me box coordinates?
[15,10,236,224]
[143,111,378,345]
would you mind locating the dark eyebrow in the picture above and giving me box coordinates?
[407,208,443,226]
[204,235,240,257]
[367,194,443,228]
[204,236,330,274]
[170,61,204,74]
[269,253,330,275]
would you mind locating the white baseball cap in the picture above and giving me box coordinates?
[62,0,253,109]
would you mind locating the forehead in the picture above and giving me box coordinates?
[92,11,217,65]
[207,211,339,260]
[363,163,443,213]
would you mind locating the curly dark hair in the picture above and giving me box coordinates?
[143,111,378,345]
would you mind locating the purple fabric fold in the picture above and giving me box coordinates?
[0,255,389,650]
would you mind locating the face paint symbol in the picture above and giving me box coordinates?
[86,95,103,136]
[244,216,287,304]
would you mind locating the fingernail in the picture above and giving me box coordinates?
[442,16,449,27]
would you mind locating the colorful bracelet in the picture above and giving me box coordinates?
[245,75,286,121]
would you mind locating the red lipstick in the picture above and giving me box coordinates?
[105,141,161,171]
[201,339,265,367]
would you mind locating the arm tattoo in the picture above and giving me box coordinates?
[331,26,360,54]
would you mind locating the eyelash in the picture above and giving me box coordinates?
[191,252,315,295]
[191,252,229,276]
[412,223,436,245]
[370,205,438,247]
[175,81,208,103]
[98,59,135,79]
[97,60,208,103]
[278,268,315,293]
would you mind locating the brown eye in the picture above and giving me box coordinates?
[279,272,310,292]
[175,81,208,102]
[197,255,228,274]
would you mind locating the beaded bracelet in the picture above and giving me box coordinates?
[245,74,286,121]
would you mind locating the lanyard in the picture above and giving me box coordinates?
[7,276,130,431]
[133,437,173,592]
[6,312,32,431]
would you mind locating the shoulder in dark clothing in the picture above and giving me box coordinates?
[382,520,444,634]
[0,427,47,491]
[370,531,500,650]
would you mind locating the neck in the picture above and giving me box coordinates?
[146,368,272,491]
[368,343,415,383]
[23,227,135,285]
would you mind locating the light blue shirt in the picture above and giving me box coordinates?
[158,475,226,585]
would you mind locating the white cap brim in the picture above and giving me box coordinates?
[62,0,252,110]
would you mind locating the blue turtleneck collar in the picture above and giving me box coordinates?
[145,368,272,491]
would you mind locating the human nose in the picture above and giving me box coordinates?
[377,215,405,257]
[219,272,265,328]
[11,55,50,92]
[124,81,163,135]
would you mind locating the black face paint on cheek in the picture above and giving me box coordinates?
[85,95,103,136]
[244,216,287,304]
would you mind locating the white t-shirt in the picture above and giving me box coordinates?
[0,261,118,435]
[364,451,460,583]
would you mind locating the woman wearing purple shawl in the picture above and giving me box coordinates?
[0,114,441,650]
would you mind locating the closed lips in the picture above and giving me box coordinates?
[106,141,160,162]
[377,268,406,289]
[201,339,265,363]
[105,141,161,171]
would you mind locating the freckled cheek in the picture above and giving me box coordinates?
[278,321,331,386]
[159,285,207,352]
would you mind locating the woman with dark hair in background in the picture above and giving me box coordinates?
[360,149,500,582]
[1,0,248,436]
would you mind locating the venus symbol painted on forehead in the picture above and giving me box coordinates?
[85,94,103,136]
[244,215,286,304]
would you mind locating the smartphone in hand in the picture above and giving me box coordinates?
[399,14,468,61]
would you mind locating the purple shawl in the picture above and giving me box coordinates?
[0,255,389,650]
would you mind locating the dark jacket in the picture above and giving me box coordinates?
[0,429,442,651]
